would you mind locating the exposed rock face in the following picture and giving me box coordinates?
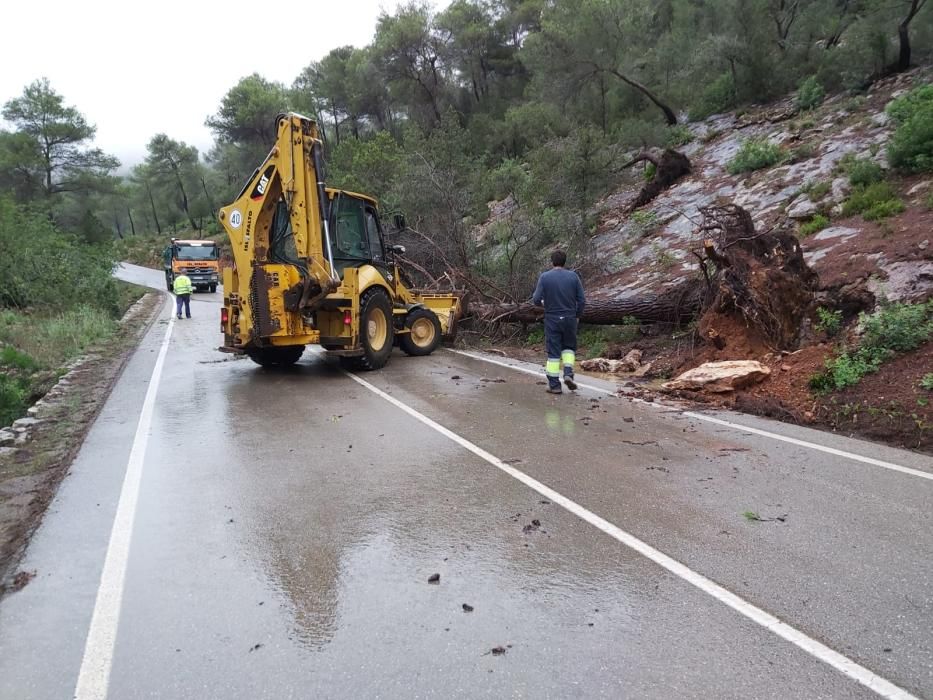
[662,360,771,393]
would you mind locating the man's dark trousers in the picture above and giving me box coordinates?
[545,315,577,391]
[175,294,191,319]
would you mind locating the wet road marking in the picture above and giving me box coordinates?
[342,365,918,700]
[448,349,932,482]
[74,301,175,700]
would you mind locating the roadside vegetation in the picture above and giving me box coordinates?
[0,197,144,426]
[809,301,933,394]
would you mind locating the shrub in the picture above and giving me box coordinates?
[846,158,885,187]
[842,182,905,220]
[797,76,825,111]
[689,73,736,121]
[666,124,694,147]
[814,307,842,336]
[921,373,933,391]
[0,374,28,428]
[886,86,933,173]
[799,214,830,237]
[810,301,933,392]
[727,139,784,174]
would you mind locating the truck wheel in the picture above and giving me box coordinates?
[400,308,442,356]
[357,288,394,370]
[209,284,217,293]
[246,346,304,368]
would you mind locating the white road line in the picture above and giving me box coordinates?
[340,366,918,700]
[682,412,933,481]
[74,301,175,700]
[448,348,932,482]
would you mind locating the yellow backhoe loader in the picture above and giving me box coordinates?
[217,112,460,369]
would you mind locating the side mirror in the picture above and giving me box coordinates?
[390,244,406,255]
[392,213,407,230]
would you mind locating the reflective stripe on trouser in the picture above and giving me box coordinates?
[561,350,575,376]
[546,359,561,377]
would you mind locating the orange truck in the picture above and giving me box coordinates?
[162,238,220,293]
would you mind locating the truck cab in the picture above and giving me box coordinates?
[163,239,220,293]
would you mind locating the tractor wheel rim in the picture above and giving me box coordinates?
[411,318,436,347]
[368,309,387,350]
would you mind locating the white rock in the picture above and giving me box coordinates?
[11,417,40,430]
[870,112,890,128]
[831,177,851,203]
[663,361,771,393]
[787,195,819,220]
[0,430,15,446]
[908,181,931,196]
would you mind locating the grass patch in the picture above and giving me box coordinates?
[842,181,905,221]
[799,214,830,237]
[727,138,784,175]
[578,319,642,359]
[809,301,933,393]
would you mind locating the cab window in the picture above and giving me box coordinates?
[364,207,385,263]
[333,196,368,260]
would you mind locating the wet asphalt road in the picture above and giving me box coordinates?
[1,263,931,699]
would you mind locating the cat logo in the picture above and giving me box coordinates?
[250,165,275,200]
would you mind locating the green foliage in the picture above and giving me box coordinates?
[846,158,885,187]
[328,131,405,206]
[842,182,905,221]
[727,139,784,175]
[665,125,694,147]
[886,86,933,173]
[920,373,933,391]
[0,196,119,314]
[814,307,842,336]
[690,73,736,121]
[799,214,830,237]
[796,76,825,111]
[810,301,933,393]
[525,326,544,345]
[0,346,39,371]
[0,374,28,428]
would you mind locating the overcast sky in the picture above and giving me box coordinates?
[0,0,443,170]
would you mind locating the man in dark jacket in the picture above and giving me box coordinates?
[532,250,586,394]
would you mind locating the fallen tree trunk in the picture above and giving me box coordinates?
[469,280,702,325]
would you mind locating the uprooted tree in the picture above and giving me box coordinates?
[467,203,820,352]
[693,204,819,350]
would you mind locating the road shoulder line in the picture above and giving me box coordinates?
[73,299,175,700]
[447,348,932,482]
[341,364,916,700]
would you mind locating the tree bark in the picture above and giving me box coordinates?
[127,207,137,236]
[607,68,678,125]
[894,0,928,72]
[146,182,162,235]
[470,282,701,326]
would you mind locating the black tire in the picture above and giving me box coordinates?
[356,288,394,370]
[246,345,304,368]
[209,284,217,293]
[399,308,442,356]
[338,356,364,371]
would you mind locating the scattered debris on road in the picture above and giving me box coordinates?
[462,603,474,612]
[428,573,441,584]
